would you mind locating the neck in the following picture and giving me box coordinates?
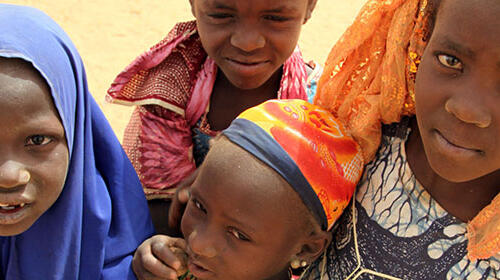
[406,119,500,222]
[207,68,282,131]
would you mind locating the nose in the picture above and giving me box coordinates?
[445,92,492,128]
[0,160,30,188]
[230,24,265,53]
[187,228,218,258]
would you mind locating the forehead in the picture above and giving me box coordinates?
[193,138,302,229]
[0,58,55,119]
[434,0,500,44]
[195,0,309,12]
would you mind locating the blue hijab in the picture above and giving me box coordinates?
[0,5,154,279]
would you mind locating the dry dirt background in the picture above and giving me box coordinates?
[4,0,365,141]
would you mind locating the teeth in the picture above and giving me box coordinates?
[0,203,25,210]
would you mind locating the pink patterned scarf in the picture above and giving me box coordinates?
[107,21,308,199]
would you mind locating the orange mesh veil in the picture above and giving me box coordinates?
[467,193,500,261]
[315,0,499,262]
[314,0,428,162]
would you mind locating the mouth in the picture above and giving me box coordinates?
[434,130,483,155]
[225,58,269,75]
[0,202,29,224]
[0,202,27,211]
[187,258,214,279]
[227,58,268,65]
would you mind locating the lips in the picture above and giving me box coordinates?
[434,129,482,156]
[0,202,29,225]
[187,258,215,279]
[0,202,26,211]
[225,57,270,76]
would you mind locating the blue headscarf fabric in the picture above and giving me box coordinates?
[0,4,154,279]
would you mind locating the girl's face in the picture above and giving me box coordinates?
[414,0,500,182]
[181,139,313,280]
[190,0,317,90]
[0,59,69,236]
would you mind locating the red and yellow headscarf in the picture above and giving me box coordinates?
[222,99,364,230]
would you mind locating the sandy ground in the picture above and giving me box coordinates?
[4,0,365,141]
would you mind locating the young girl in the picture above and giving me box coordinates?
[131,99,365,280]
[302,0,500,279]
[105,0,320,231]
[0,5,154,279]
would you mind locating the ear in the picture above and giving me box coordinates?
[303,0,318,24]
[295,229,332,264]
[189,0,196,18]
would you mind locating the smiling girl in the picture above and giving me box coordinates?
[302,0,500,278]
[0,5,154,279]
[106,0,320,232]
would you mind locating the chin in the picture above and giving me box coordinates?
[428,158,491,183]
[228,77,268,90]
[0,224,30,236]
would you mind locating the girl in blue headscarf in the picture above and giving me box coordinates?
[0,4,154,279]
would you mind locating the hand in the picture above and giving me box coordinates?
[168,169,199,231]
[132,235,188,280]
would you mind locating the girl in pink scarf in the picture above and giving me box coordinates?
[106,0,320,231]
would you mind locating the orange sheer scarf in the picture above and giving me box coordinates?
[314,0,499,262]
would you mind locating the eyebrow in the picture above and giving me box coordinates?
[208,1,236,11]
[436,36,475,59]
[262,6,299,13]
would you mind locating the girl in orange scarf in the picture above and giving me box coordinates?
[303,0,499,279]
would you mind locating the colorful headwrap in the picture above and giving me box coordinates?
[314,0,499,261]
[314,0,429,162]
[222,99,364,230]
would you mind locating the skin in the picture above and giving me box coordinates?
[0,58,69,236]
[134,137,329,280]
[406,0,500,222]
[157,0,318,235]
[181,137,327,280]
[189,0,317,130]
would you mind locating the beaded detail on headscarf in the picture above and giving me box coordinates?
[314,0,429,162]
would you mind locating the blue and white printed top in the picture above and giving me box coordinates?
[301,122,500,280]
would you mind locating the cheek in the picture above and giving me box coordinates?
[39,144,69,207]
[268,28,301,56]
[180,204,196,238]
[415,58,441,118]
[197,23,226,54]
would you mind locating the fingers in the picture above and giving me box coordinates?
[150,237,187,270]
[132,236,187,280]
[168,169,198,229]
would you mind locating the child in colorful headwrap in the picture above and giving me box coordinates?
[131,99,364,280]
[302,0,500,279]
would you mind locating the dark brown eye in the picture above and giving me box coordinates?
[25,135,52,146]
[228,227,250,241]
[193,198,207,213]
[437,54,463,70]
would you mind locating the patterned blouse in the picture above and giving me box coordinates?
[301,123,500,280]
